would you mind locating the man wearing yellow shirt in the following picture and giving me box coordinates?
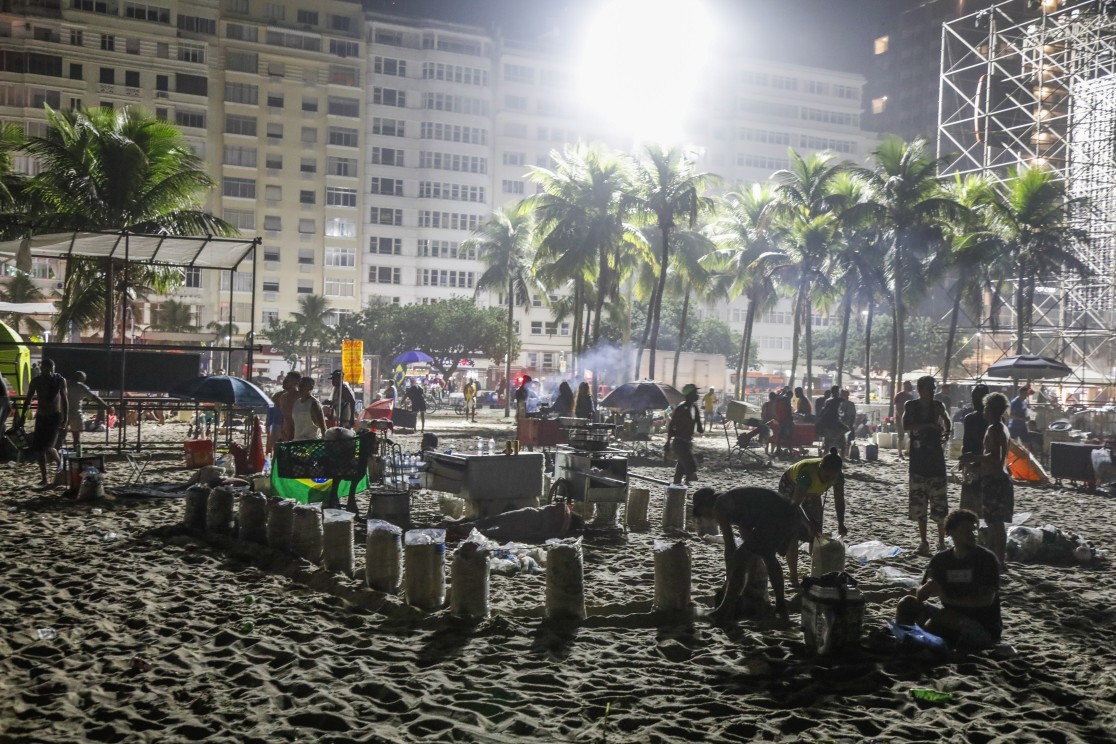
[777,448,848,587]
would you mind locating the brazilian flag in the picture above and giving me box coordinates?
[271,471,368,504]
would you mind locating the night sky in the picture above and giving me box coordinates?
[363,0,920,74]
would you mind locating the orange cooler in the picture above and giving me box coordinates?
[184,439,215,468]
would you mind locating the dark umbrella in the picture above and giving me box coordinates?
[599,381,685,411]
[985,355,1072,380]
[392,349,434,366]
[170,375,273,409]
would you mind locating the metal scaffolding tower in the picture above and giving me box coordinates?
[938,0,1116,387]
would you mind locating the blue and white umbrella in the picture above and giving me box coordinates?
[985,355,1072,380]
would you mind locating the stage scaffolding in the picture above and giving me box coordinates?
[938,0,1116,386]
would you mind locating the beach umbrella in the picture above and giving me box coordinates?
[170,375,273,408]
[599,381,685,411]
[392,349,434,366]
[985,355,1072,381]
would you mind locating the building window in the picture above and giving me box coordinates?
[871,96,887,114]
[224,82,259,105]
[222,177,256,199]
[503,152,525,166]
[503,63,535,84]
[370,208,403,226]
[266,122,283,140]
[329,65,359,87]
[419,269,475,288]
[329,39,359,58]
[300,158,317,174]
[325,278,355,297]
[328,96,359,117]
[328,157,358,177]
[263,247,280,262]
[265,153,282,170]
[371,147,404,166]
[372,88,406,107]
[505,94,528,110]
[264,2,284,20]
[372,117,405,137]
[175,109,205,129]
[374,57,407,76]
[501,180,524,195]
[263,215,281,231]
[302,97,318,113]
[225,50,257,73]
[370,237,402,255]
[226,0,248,12]
[262,309,279,325]
[262,280,279,293]
[267,93,284,109]
[297,248,314,265]
[325,247,355,267]
[297,9,318,25]
[874,35,889,55]
[328,127,359,147]
[298,218,316,234]
[179,42,206,64]
[222,145,256,167]
[184,266,202,288]
[178,14,216,35]
[297,280,313,295]
[326,218,356,237]
[370,178,403,196]
[301,127,318,144]
[299,190,316,205]
[100,34,114,51]
[223,209,255,230]
[369,266,401,284]
[326,186,357,207]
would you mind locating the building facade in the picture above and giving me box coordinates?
[2,0,877,381]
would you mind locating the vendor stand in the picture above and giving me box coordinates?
[423,451,544,518]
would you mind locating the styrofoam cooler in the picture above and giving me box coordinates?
[801,576,865,655]
[875,432,897,449]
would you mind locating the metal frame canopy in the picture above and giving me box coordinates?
[0,231,259,270]
[937,0,1116,389]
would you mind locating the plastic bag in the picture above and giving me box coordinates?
[322,509,355,577]
[237,491,268,545]
[545,538,585,620]
[662,485,687,532]
[450,541,490,619]
[205,486,236,536]
[876,566,921,587]
[183,486,210,530]
[365,519,402,592]
[626,487,651,531]
[404,528,446,611]
[291,504,324,564]
[846,540,902,563]
[810,533,846,577]
[266,497,294,553]
[652,540,691,611]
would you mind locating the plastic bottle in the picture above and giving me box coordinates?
[910,689,953,704]
[487,438,495,455]
[263,456,272,475]
[475,437,482,455]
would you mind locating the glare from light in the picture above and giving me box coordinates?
[577,0,716,146]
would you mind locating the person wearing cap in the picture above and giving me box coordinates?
[776,448,848,587]
[330,370,357,429]
[514,375,532,421]
[666,383,704,485]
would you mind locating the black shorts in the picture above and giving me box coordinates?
[32,413,63,451]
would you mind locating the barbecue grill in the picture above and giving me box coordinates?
[556,417,616,452]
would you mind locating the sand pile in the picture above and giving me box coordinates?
[1,416,1114,742]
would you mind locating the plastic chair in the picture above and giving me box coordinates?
[124,452,152,486]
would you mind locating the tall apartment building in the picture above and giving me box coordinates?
[0,0,366,348]
[2,0,877,381]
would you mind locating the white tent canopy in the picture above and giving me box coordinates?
[0,301,56,314]
[0,231,259,270]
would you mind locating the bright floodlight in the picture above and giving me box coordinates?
[577,0,716,145]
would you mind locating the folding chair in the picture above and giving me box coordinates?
[124,451,153,486]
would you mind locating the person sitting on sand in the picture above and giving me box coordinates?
[896,509,1002,650]
[694,487,803,622]
[777,448,848,587]
[443,502,583,544]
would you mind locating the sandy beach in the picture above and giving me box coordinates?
[2,411,1114,743]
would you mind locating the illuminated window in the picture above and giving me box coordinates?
[871,96,887,114]
[874,36,889,55]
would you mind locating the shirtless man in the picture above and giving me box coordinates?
[694,487,803,623]
[276,371,302,444]
[65,371,107,454]
[979,392,1014,568]
[20,359,68,487]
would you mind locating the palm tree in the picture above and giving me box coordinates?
[935,174,1000,386]
[465,203,537,418]
[0,121,24,209]
[152,299,197,332]
[528,142,632,371]
[768,149,848,392]
[710,183,780,397]
[628,144,716,377]
[988,165,1090,356]
[19,106,234,339]
[291,294,333,374]
[849,136,963,414]
[663,228,717,386]
[0,271,47,336]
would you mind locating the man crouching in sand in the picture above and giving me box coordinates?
[693,487,802,623]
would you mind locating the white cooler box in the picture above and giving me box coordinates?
[801,574,865,655]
